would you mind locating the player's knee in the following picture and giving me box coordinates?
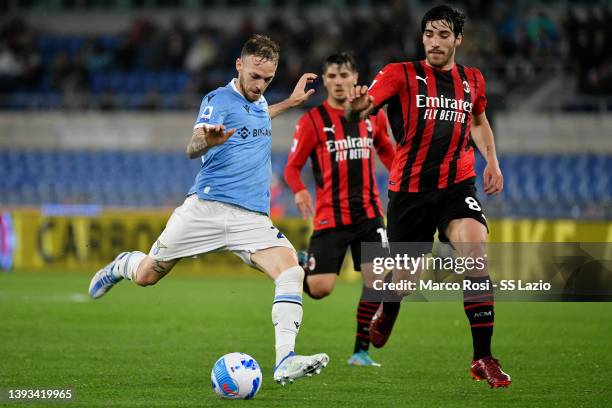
[277,264,304,283]
[307,286,332,299]
[134,269,160,287]
[306,278,334,299]
[253,247,299,277]
[275,265,305,295]
[454,236,489,277]
[467,230,488,245]
[447,219,487,245]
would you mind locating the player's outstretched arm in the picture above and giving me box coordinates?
[268,73,317,119]
[472,112,503,195]
[346,85,374,122]
[186,125,236,159]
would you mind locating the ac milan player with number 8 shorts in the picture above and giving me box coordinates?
[347,5,511,388]
[284,52,395,367]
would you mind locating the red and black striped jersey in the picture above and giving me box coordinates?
[284,100,395,230]
[368,60,487,193]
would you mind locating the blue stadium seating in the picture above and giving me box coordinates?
[4,35,189,109]
[0,150,610,219]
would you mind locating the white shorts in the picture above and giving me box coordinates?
[149,195,294,266]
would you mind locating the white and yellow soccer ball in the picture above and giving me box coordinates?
[211,352,262,400]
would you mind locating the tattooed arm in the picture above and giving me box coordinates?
[186,124,236,159]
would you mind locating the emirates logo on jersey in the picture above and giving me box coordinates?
[416,94,472,112]
[416,94,473,124]
[325,135,373,162]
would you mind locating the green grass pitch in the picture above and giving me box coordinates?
[1,273,611,407]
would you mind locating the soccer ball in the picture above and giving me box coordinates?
[211,352,262,400]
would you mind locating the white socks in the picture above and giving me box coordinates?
[272,266,304,367]
[112,251,146,281]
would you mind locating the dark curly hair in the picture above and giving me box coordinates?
[421,5,466,37]
[322,52,357,73]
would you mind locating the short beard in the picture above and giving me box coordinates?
[427,47,455,68]
[238,76,258,102]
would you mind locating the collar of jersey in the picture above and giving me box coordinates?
[420,59,457,74]
[229,78,265,104]
[323,99,345,114]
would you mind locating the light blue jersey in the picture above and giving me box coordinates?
[188,79,272,214]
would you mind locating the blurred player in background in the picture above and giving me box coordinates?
[284,52,394,367]
[89,34,330,386]
[348,6,511,387]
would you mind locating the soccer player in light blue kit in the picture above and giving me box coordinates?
[89,35,329,386]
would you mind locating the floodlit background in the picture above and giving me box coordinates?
[0,2,611,406]
[1,0,610,274]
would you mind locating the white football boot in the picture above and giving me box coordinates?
[88,252,128,299]
[273,352,330,386]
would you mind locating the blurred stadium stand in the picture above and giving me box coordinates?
[1,1,611,221]
[2,1,610,111]
[1,150,610,220]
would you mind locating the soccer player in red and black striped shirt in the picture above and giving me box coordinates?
[348,6,511,387]
[284,53,395,367]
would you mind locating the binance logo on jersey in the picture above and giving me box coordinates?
[238,127,250,139]
[253,127,271,137]
[238,126,271,139]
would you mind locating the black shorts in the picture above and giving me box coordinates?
[307,218,386,275]
[387,178,488,252]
